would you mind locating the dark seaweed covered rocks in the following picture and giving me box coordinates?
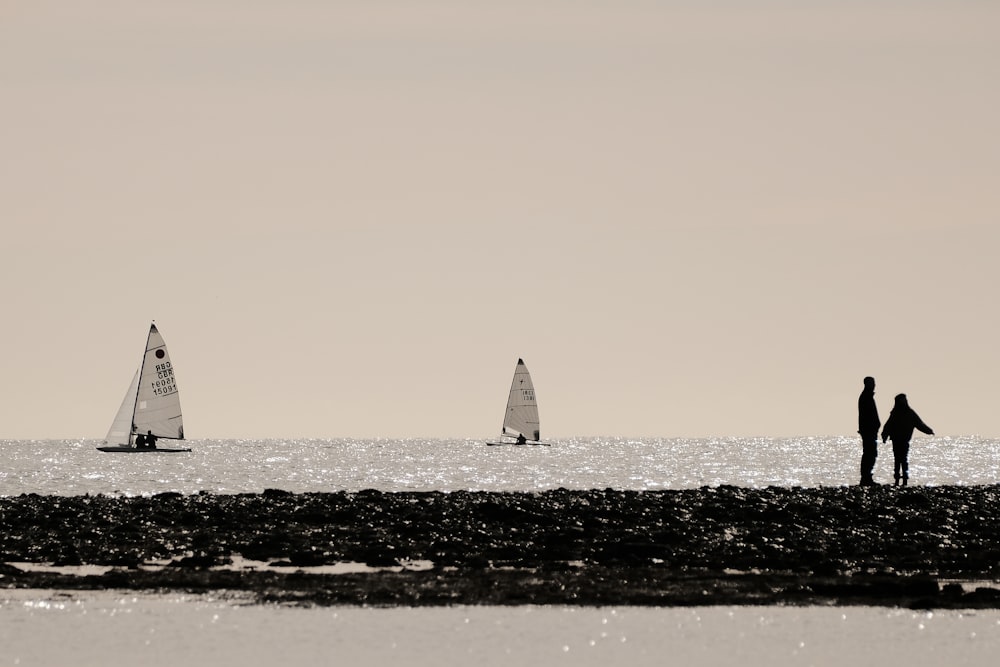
[2,486,1000,607]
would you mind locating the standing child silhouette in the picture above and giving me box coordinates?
[881,393,934,486]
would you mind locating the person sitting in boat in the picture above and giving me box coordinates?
[145,430,158,449]
[516,434,527,445]
[135,433,147,449]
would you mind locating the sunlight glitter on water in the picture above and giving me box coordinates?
[2,436,999,496]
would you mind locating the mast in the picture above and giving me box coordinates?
[128,322,156,446]
[501,358,521,436]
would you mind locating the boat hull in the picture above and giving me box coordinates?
[96,446,192,453]
[485,441,550,447]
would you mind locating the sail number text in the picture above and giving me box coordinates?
[151,362,177,396]
[521,390,534,401]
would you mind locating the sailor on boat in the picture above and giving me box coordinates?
[145,430,158,449]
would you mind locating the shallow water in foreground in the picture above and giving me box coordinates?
[3,436,998,496]
[2,590,1000,667]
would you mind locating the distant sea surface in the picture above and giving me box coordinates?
[2,436,998,497]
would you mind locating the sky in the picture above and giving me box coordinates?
[2,1,999,439]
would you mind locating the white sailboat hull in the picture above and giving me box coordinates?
[96,446,192,453]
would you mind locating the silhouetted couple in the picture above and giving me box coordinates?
[857,376,934,486]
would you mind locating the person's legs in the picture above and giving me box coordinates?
[901,442,910,485]
[891,441,902,483]
[859,452,874,481]
[860,434,877,484]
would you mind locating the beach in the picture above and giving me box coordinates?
[4,486,1000,608]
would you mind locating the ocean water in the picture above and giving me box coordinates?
[2,435,999,497]
[4,436,1000,666]
[2,591,1000,667]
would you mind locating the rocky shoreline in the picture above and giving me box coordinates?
[3,486,1000,607]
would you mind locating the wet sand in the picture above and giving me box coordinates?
[3,486,1000,607]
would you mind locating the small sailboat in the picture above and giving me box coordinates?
[97,323,191,453]
[486,358,549,446]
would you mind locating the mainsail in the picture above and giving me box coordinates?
[103,323,184,445]
[501,358,540,442]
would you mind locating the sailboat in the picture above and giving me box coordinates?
[97,323,191,453]
[486,358,549,446]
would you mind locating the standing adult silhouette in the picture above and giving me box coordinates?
[857,376,881,486]
[881,393,934,486]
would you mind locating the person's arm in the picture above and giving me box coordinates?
[913,412,934,435]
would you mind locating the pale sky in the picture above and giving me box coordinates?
[2,1,998,439]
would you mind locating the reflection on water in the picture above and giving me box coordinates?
[2,590,1000,667]
[2,436,999,496]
